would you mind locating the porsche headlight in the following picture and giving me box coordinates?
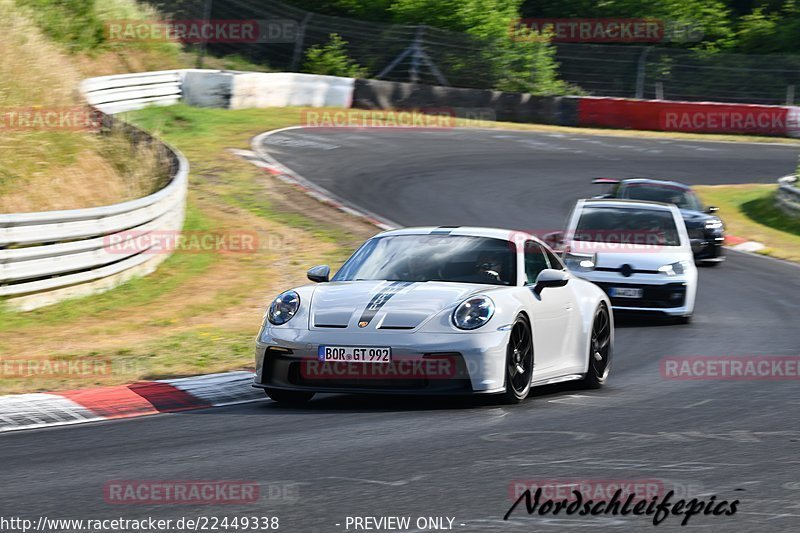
[453,296,495,330]
[658,260,691,277]
[267,290,300,325]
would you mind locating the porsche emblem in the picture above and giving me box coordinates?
[358,321,369,328]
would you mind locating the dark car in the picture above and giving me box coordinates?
[592,178,725,265]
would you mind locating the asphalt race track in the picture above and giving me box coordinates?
[2,128,800,532]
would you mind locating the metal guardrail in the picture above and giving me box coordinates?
[0,72,191,309]
[776,175,800,217]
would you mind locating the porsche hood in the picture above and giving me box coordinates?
[308,280,488,330]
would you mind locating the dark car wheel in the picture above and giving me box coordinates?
[500,315,534,404]
[264,388,315,405]
[580,303,612,389]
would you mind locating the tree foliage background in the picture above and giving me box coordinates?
[283,0,800,55]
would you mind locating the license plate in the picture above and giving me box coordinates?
[318,346,392,363]
[609,287,644,299]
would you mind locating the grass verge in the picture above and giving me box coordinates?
[695,184,800,262]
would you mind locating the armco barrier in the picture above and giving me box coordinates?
[81,69,184,114]
[352,79,578,126]
[578,97,799,137]
[0,72,191,311]
[776,175,800,217]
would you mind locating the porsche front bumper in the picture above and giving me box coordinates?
[254,325,511,395]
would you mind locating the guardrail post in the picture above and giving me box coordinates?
[635,46,652,99]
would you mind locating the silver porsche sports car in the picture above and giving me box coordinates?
[254,227,613,404]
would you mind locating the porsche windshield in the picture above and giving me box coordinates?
[333,234,517,286]
[574,206,681,246]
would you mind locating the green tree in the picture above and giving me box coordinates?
[390,0,578,94]
[303,33,368,78]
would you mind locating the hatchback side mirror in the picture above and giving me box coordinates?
[543,231,565,251]
[307,265,330,283]
[706,206,719,214]
[532,269,569,295]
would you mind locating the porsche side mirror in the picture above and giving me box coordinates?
[307,265,330,283]
[706,206,719,214]
[533,269,569,295]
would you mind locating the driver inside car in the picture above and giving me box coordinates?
[474,252,505,284]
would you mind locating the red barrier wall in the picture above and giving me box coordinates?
[578,97,795,136]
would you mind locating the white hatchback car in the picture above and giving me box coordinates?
[560,199,698,323]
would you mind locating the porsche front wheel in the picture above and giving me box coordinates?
[500,315,534,404]
[580,303,612,389]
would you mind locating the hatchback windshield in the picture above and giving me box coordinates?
[573,206,681,246]
[333,234,517,285]
[621,183,702,211]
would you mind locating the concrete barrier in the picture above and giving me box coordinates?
[182,71,354,109]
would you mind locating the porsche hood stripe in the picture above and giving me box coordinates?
[358,281,414,327]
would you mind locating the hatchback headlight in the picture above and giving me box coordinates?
[658,260,691,277]
[564,251,597,272]
[705,219,723,230]
[453,296,494,330]
[267,290,300,325]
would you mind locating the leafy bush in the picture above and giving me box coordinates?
[303,33,368,78]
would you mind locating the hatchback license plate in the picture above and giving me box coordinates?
[609,287,644,298]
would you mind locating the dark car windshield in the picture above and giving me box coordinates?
[332,234,517,286]
[574,206,682,246]
[622,183,702,211]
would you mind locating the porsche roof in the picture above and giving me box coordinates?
[375,226,539,242]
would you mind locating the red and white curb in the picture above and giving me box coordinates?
[0,371,262,433]
[725,235,766,253]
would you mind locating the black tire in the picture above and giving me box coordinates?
[580,303,612,389]
[674,315,692,325]
[499,315,534,404]
[264,388,314,405]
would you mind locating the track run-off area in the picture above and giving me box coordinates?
[2,127,800,532]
